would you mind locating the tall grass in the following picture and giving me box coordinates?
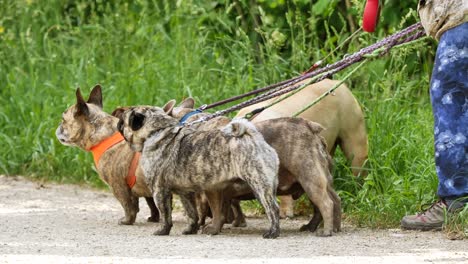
[0,0,464,232]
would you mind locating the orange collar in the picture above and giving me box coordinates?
[88,132,140,189]
[88,132,125,167]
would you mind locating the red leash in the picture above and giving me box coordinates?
[363,0,380,32]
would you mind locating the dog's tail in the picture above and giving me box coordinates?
[300,118,334,178]
[222,118,259,138]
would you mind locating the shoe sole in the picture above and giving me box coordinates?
[401,221,443,231]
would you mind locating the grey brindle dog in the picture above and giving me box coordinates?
[165,98,341,236]
[117,106,281,238]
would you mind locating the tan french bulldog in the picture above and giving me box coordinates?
[56,85,159,225]
[236,78,368,218]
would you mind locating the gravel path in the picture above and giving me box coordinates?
[0,175,466,264]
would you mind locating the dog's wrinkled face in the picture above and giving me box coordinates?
[56,85,105,149]
[117,106,178,152]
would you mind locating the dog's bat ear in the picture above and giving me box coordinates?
[111,107,128,119]
[88,84,103,108]
[178,97,195,109]
[129,112,145,131]
[75,88,89,117]
[162,99,176,115]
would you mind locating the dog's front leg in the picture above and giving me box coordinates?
[179,192,199,235]
[144,197,160,223]
[195,192,210,226]
[153,187,173,236]
[203,191,226,235]
[230,199,247,227]
[109,185,139,225]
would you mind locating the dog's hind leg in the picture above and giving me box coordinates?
[299,203,323,232]
[300,188,341,233]
[152,186,173,236]
[145,197,160,222]
[300,179,334,236]
[251,186,280,239]
[244,174,280,239]
[203,191,227,235]
[179,192,200,235]
[328,185,342,232]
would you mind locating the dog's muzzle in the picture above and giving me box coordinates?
[55,126,72,146]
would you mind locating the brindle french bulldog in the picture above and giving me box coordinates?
[237,78,368,218]
[117,106,281,238]
[160,98,341,236]
[56,85,159,225]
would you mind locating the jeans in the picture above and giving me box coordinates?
[430,22,468,199]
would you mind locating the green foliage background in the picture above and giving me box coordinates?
[0,0,451,228]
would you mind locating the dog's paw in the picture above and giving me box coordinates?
[316,229,332,237]
[118,217,135,225]
[262,229,280,239]
[299,223,318,232]
[147,215,160,223]
[153,225,171,236]
[232,219,247,228]
[279,212,294,219]
[202,225,220,236]
[182,223,199,235]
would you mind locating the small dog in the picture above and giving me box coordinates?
[117,106,281,238]
[162,98,340,236]
[236,78,368,218]
[56,85,159,225]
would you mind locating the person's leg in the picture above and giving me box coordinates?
[401,22,468,230]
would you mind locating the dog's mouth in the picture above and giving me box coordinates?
[56,135,74,147]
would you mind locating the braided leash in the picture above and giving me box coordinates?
[186,22,425,126]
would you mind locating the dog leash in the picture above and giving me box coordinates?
[186,22,426,126]
[196,5,382,113]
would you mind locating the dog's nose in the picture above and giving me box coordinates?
[117,120,124,135]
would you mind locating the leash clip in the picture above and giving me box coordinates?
[197,104,207,111]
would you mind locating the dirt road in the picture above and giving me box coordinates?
[0,175,466,264]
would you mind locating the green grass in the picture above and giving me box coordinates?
[0,0,465,233]
[445,206,468,240]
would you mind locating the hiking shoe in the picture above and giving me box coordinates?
[401,200,447,231]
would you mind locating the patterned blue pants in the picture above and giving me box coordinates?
[430,23,468,199]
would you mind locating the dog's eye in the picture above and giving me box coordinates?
[129,112,145,131]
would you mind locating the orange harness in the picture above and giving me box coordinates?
[88,132,140,189]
